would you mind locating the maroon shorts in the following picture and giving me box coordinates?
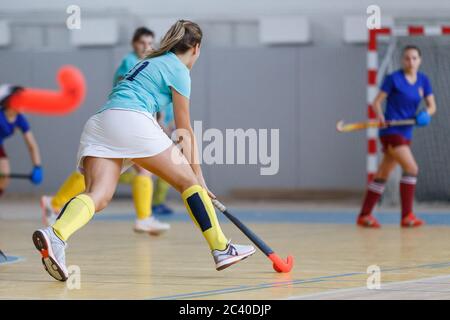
[0,145,6,158]
[380,134,411,153]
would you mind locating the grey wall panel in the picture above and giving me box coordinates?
[46,26,71,49]
[202,23,234,47]
[206,48,298,194]
[0,51,34,85]
[11,25,45,49]
[235,23,259,47]
[297,46,367,189]
[188,47,211,182]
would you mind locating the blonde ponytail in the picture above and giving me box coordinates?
[147,20,202,59]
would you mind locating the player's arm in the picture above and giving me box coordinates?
[171,87,215,198]
[22,131,41,166]
[372,91,388,123]
[23,131,44,184]
[424,94,437,116]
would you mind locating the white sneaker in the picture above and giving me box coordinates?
[32,227,68,281]
[134,216,171,236]
[40,195,58,226]
[212,240,256,271]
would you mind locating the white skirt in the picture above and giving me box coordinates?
[76,108,173,173]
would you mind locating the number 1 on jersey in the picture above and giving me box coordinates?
[126,61,149,81]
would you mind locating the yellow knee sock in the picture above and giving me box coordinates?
[52,194,95,241]
[182,185,228,251]
[132,175,153,220]
[153,177,170,206]
[118,169,137,185]
[51,172,85,211]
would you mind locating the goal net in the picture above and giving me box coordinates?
[376,32,450,203]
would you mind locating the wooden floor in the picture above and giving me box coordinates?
[2,198,450,299]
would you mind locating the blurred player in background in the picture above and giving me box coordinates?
[115,27,176,215]
[152,104,176,215]
[113,27,155,85]
[0,85,43,197]
[40,27,171,234]
[357,45,437,228]
[115,27,175,215]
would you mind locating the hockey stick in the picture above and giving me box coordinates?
[0,173,31,180]
[336,119,416,133]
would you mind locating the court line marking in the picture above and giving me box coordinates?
[94,211,450,225]
[0,256,26,266]
[287,274,450,299]
[149,275,354,300]
[148,261,450,300]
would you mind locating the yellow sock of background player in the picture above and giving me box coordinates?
[51,172,85,211]
[118,168,137,185]
[52,175,153,240]
[132,175,153,220]
[50,169,139,212]
[52,194,95,241]
[182,185,228,251]
[153,177,170,206]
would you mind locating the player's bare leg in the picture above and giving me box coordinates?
[0,157,10,197]
[33,157,122,281]
[133,145,255,270]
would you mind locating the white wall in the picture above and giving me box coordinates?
[2,0,450,17]
[2,0,450,46]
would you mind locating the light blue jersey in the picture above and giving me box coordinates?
[161,103,175,126]
[113,52,139,86]
[100,51,190,115]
